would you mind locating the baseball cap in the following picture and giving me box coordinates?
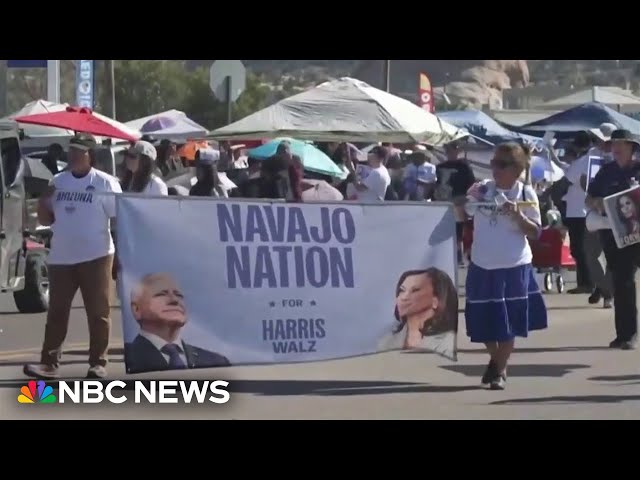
[590,122,617,142]
[127,141,157,161]
[69,133,97,151]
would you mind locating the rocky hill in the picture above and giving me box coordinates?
[189,60,640,109]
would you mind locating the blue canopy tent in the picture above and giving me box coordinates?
[509,102,640,138]
[437,109,541,145]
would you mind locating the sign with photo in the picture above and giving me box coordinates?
[603,185,640,248]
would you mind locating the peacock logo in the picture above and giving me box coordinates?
[18,380,57,403]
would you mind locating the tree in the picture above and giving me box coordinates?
[5,60,280,127]
[180,67,271,129]
[112,60,191,122]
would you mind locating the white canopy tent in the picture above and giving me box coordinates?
[125,110,208,140]
[209,77,467,144]
[5,99,74,137]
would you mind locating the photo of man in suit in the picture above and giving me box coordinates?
[125,272,230,373]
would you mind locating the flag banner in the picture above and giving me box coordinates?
[604,185,640,248]
[418,72,435,113]
[116,196,459,374]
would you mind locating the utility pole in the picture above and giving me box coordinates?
[383,60,390,92]
[105,60,116,118]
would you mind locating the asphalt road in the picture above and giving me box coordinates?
[2,269,640,420]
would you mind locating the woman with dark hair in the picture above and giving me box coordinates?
[464,142,547,390]
[189,148,228,198]
[260,141,302,201]
[121,141,168,195]
[156,140,185,178]
[378,267,458,359]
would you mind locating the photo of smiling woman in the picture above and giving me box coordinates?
[378,268,459,360]
[616,193,640,237]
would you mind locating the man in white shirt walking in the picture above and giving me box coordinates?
[24,133,123,380]
[562,132,594,294]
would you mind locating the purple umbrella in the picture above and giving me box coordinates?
[141,115,178,132]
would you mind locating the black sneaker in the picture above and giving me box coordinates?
[603,298,613,309]
[481,361,496,387]
[588,289,602,304]
[568,286,593,294]
[490,374,507,390]
[609,338,623,348]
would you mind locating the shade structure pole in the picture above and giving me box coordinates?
[47,60,60,103]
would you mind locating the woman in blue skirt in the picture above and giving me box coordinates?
[464,142,548,390]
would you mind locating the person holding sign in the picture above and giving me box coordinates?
[464,142,547,390]
[587,129,640,350]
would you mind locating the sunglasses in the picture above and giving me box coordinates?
[490,158,511,169]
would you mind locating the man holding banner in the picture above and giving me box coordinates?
[464,142,548,390]
[24,133,122,380]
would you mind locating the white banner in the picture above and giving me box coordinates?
[116,196,459,374]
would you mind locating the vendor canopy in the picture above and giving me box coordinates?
[437,109,540,145]
[514,102,640,136]
[209,77,467,145]
[125,109,208,140]
[5,99,73,137]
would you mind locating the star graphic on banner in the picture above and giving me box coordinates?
[269,301,276,307]
[310,300,317,306]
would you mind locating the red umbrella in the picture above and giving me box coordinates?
[15,106,141,141]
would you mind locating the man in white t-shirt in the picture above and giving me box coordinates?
[345,145,391,202]
[24,133,123,380]
[562,131,594,294]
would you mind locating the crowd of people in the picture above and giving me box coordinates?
[19,124,640,391]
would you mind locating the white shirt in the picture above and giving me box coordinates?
[357,165,391,202]
[587,146,613,163]
[563,154,589,218]
[468,180,541,270]
[48,168,122,265]
[142,175,168,196]
[139,330,187,366]
[126,175,168,196]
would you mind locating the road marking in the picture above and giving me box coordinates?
[0,342,90,360]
